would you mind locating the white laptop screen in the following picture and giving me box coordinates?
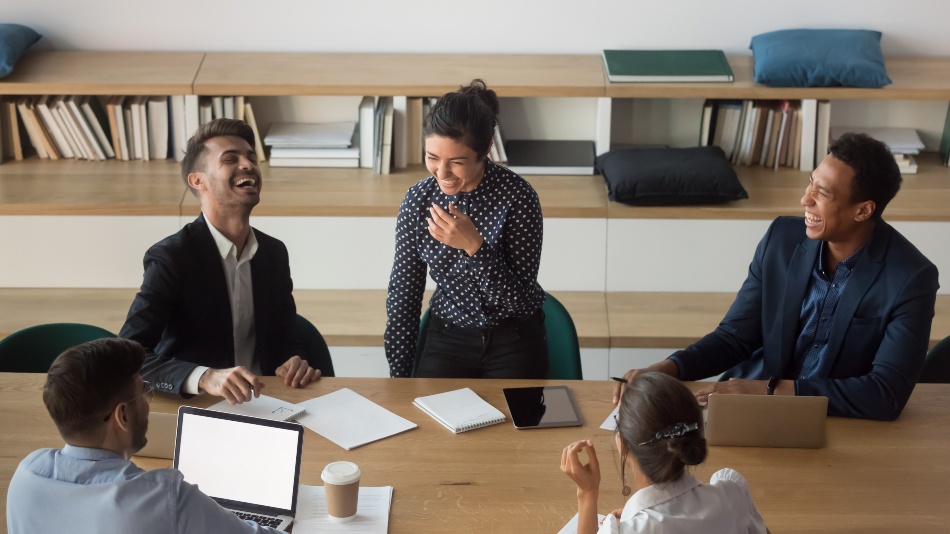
[175,409,302,513]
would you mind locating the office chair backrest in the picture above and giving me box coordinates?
[293,314,335,377]
[0,323,116,373]
[919,335,950,384]
[543,293,583,380]
[414,292,583,379]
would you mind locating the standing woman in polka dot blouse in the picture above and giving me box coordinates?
[384,79,548,379]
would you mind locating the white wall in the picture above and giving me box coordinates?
[10,1,950,56]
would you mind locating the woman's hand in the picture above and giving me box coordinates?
[561,439,601,495]
[427,203,484,256]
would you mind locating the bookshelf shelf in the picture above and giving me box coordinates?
[0,51,204,96]
[193,53,606,97]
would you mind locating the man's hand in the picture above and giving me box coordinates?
[276,355,321,388]
[694,378,768,404]
[427,203,484,256]
[198,366,263,405]
[612,359,679,405]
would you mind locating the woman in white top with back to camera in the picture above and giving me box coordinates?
[561,372,770,534]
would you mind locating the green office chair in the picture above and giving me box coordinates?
[0,323,116,373]
[294,314,335,377]
[919,335,950,384]
[414,292,583,379]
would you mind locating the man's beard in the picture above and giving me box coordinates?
[130,408,149,455]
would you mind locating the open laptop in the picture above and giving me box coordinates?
[173,406,304,531]
[136,412,178,459]
[705,394,828,448]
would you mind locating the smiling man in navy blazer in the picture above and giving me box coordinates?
[614,133,938,421]
[120,119,320,404]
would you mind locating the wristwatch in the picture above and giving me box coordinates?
[766,377,779,395]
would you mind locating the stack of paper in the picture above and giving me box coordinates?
[831,127,924,175]
[264,121,359,168]
[207,394,306,422]
[295,388,417,450]
[294,485,393,533]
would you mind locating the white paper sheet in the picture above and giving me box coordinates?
[293,485,393,534]
[295,388,417,450]
[600,406,619,431]
[557,512,607,534]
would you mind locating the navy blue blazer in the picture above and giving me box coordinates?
[120,214,304,396]
[670,216,939,420]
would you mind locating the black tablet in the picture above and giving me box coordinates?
[502,385,584,429]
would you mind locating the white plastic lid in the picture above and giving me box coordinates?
[321,461,361,485]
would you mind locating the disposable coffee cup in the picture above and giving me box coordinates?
[321,461,361,522]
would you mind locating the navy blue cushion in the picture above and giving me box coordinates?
[750,29,891,88]
[0,24,41,79]
[596,146,748,206]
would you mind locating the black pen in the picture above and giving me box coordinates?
[610,376,628,384]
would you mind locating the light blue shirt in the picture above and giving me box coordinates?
[6,445,281,534]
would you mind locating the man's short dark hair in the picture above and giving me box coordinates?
[43,338,145,439]
[828,132,902,220]
[180,118,256,196]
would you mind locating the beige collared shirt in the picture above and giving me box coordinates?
[182,217,260,394]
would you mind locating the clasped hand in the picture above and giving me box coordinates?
[199,355,320,404]
[427,203,484,257]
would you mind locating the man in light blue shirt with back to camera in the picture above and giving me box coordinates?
[5,337,282,533]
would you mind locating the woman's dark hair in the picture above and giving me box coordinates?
[828,132,902,221]
[43,338,145,440]
[616,372,706,485]
[423,79,500,158]
[180,118,257,195]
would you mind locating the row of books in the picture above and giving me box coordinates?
[702,98,935,175]
[0,95,268,165]
[700,99,827,171]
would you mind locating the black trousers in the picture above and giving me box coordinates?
[416,309,549,379]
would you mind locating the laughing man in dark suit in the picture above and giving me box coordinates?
[121,119,320,404]
[613,133,938,421]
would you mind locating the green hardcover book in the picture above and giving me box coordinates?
[602,50,734,83]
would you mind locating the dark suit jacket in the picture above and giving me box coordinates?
[670,216,939,420]
[120,214,304,396]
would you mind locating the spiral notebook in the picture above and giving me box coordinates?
[413,387,506,434]
[208,394,306,422]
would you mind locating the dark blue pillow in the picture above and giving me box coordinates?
[596,146,748,206]
[750,29,891,88]
[0,24,41,79]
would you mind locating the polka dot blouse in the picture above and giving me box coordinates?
[384,161,546,377]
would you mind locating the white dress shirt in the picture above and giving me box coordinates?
[6,446,279,534]
[598,468,767,534]
[183,218,260,394]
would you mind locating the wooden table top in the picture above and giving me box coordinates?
[1,375,948,533]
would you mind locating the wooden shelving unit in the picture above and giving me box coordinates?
[1,50,949,222]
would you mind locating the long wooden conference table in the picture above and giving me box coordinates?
[1,374,948,533]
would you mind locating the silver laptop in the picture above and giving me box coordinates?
[136,412,178,459]
[705,394,828,448]
[174,406,304,531]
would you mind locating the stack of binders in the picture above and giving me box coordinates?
[264,121,359,168]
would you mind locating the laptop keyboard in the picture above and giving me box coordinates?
[232,510,283,528]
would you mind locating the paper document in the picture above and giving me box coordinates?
[557,512,607,534]
[207,394,306,421]
[293,485,393,533]
[600,406,619,431]
[296,388,417,450]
